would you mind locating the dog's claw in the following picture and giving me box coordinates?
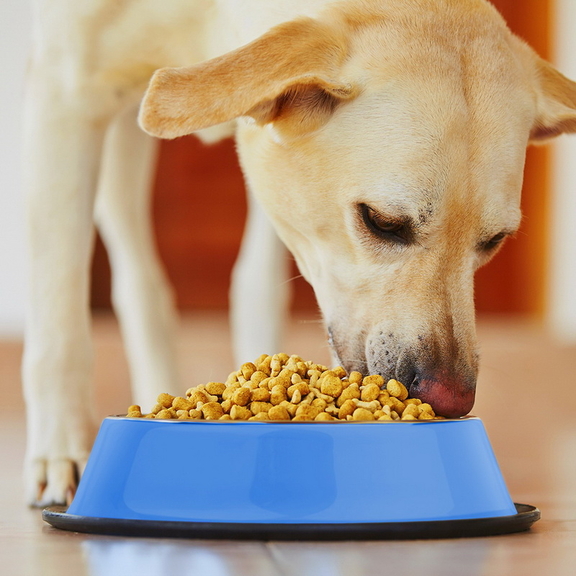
[27,459,85,508]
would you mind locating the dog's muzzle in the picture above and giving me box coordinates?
[362,332,478,418]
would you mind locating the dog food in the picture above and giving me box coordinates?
[126,353,442,422]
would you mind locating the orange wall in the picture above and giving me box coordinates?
[474,0,551,315]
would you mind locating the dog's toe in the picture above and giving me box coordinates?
[27,458,86,508]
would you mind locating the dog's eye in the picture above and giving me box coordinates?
[481,232,508,251]
[360,204,412,244]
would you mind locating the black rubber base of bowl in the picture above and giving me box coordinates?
[42,503,539,541]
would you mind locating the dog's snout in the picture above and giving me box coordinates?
[366,330,478,418]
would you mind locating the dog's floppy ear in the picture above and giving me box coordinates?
[530,58,576,142]
[139,17,356,139]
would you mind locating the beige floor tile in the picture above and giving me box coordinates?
[1,312,575,575]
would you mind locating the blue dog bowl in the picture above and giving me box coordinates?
[43,417,539,539]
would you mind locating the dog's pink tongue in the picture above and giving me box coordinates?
[410,377,475,418]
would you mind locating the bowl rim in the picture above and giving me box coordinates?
[109,415,480,424]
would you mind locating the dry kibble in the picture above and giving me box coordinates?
[296,362,309,377]
[268,405,291,421]
[249,412,270,421]
[363,374,385,387]
[290,389,302,404]
[257,377,272,390]
[271,375,291,389]
[419,403,435,415]
[336,383,360,406]
[232,387,251,406]
[325,403,339,416]
[254,353,269,365]
[221,383,240,401]
[270,355,283,376]
[311,397,328,410]
[127,354,448,423]
[356,400,380,412]
[287,382,310,397]
[308,371,321,387]
[257,356,272,375]
[332,366,347,378]
[278,368,294,380]
[230,405,252,420]
[377,391,390,404]
[315,412,336,421]
[205,382,226,396]
[352,408,375,421]
[295,404,322,420]
[201,402,224,420]
[250,401,272,415]
[250,371,268,385]
[290,373,302,384]
[320,373,343,398]
[241,362,257,380]
[188,389,210,406]
[348,371,363,385]
[387,396,406,415]
[313,389,334,402]
[251,388,271,402]
[339,399,357,420]
[270,384,288,405]
[220,399,232,414]
[404,398,423,406]
[157,393,175,408]
[402,403,420,419]
[172,396,194,411]
[361,383,381,402]
[280,400,298,417]
[387,379,409,401]
[378,414,393,421]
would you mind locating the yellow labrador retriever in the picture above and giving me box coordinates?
[23,0,576,505]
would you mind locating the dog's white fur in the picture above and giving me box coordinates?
[23,0,576,505]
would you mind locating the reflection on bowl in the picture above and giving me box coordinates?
[67,416,517,524]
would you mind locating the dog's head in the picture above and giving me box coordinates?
[139,0,576,417]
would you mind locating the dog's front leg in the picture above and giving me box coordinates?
[21,75,106,506]
[95,106,180,408]
[230,193,290,364]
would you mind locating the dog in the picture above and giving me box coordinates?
[22,0,576,506]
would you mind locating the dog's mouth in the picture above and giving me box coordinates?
[328,328,477,418]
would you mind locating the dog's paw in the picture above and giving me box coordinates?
[26,458,88,507]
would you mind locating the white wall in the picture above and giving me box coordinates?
[0,1,32,336]
[549,0,576,342]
